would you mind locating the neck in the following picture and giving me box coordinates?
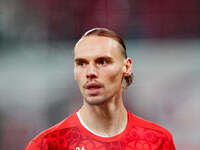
[79,96,128,137]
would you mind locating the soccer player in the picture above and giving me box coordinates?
[25,28,176,150]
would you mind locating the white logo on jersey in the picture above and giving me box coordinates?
[76,147,85,150]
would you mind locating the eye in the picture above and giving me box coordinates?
[79,62,86,66]
[96,57,112,66]
[99,59,107,65]
[97,58,108,66]
[76,60,87,67]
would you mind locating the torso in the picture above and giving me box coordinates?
[26,111,175,150]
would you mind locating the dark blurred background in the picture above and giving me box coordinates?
[0,0,200,149]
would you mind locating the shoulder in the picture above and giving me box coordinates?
[128,112,174,140]
[126,112,176,149]
[25,112,78,150]
[34,112,76,140]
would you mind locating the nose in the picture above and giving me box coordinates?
[86,64,98,79]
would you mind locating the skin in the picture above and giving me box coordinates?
[74,35,132,137]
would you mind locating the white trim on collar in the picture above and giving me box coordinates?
[76,110,110,137]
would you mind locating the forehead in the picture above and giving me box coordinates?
[74,36,123,60]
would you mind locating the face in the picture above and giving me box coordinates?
[74,35,130,105]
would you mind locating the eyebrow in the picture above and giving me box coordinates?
[75,56,113,62]
[74,58,88,63]
[95,56,113,61]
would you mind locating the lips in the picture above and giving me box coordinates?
[84,82,103,95]
[85,83,102,89]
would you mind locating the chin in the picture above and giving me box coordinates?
[84,96,108,106]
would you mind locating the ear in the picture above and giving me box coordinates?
[123,57,132,77]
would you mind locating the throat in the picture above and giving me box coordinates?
[77,108,128,137]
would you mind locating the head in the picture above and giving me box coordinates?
[74,28,133,105]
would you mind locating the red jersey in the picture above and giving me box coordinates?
[25,111,176,150]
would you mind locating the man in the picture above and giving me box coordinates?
[25,28,176,150]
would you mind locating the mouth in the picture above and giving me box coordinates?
[84,83,103,95]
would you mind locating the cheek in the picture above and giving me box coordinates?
[103,67,123,83]
[74,69,84,83]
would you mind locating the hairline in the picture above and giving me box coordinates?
[74,35,126,60]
